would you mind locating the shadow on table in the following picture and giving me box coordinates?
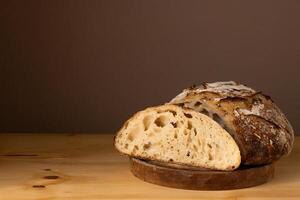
[271,147,300,185]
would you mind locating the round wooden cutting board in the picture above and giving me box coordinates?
[130,158,275,190]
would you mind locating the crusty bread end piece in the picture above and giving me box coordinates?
[114,105,241,171]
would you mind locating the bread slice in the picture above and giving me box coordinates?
[114,104,241,171]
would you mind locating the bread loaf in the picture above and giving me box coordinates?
[114,105,241,171]
[170,81,294,165]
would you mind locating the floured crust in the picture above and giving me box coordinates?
[170,81,294,165]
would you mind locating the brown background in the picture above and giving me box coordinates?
[1,1,299,134]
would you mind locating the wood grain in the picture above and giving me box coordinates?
[0,134,299,199]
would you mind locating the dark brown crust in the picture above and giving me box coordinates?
[233,115,286,164]
[170,81,294,165]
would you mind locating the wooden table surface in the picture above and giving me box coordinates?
[0,134,299,200]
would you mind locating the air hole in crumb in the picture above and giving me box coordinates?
[194,101,202,107]
[184,113,193,118]
[127,134,133,141]
[143,142,151,150]
[127,128,139,141]
[134,145,139,150]
[132,147,137,154]
[44,175,59,180]
[143,116,152,131]
[187,121,193,130]
[194,129,197,136]
[169,159,173,162]
[174,133,178,139]
[167,110,177,116]
[124,143,128,149]
[186,151,190,157]
[207,144,212,149]
[184,130,189,135]
[208,153,213,160]
[32,185,46,188]
[154,116,168,127]
[171,122,177,128]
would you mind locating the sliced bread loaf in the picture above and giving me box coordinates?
[170,81,294,165]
